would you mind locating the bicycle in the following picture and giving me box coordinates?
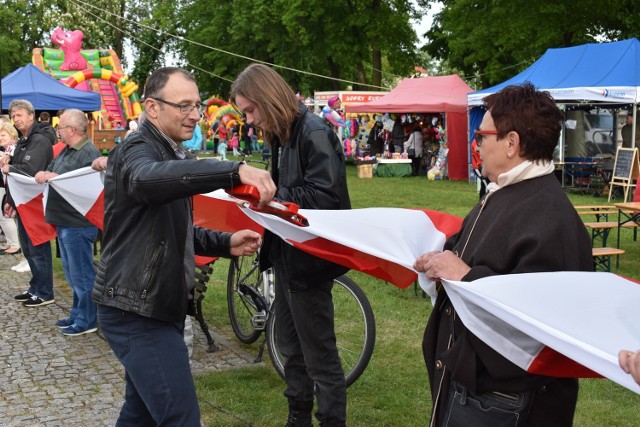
[227,252,376,387]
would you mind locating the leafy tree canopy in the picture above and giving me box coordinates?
[424,0,640,89]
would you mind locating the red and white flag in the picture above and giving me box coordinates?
[46,166,105,230]
[207,190,463,290]
[23,181,640,393]
[207,190,640,394]
[443,272,640,394]
[7,173,56,245]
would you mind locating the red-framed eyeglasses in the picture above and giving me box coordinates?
[474,129,499,147]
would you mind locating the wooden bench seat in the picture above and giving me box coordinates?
[592,247,625,272]
[584,221,639,246]
[575,205,634,221]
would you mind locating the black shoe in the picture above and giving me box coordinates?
[284,411,313,427]
[22,296,55,307]
[14,291,33,301]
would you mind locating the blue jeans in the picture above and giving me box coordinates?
[17,215,53,300]
[57,226,98,328]
[272,261,347,426]
[97,305,200,427]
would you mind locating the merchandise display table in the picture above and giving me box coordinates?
[375,158,412,177]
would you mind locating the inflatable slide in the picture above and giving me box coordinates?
[32,28,141,128]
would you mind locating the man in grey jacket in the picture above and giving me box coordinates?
[35,109,101,336]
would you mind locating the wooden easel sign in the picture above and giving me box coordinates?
[609,147,640,202]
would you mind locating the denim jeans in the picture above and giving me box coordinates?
[439,381,534,427]
[272,262,347,426]
[17,215,53,300]
[57,225,98,328]
[97,305,200,427]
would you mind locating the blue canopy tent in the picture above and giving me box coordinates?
[468,38,640,167]
[468,38,640,106]
[1,64,101,112]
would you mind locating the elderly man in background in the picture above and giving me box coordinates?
[3,99,55,307]
[35,109,101,336]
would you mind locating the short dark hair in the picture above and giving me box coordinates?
[143,67,196,100]
[483,81,562,161]
[39,112,51,122]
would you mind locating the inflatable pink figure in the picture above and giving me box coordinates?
[320,96,345,128]
[51,28,87,71]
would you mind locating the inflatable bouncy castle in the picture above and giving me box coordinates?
[32,28,142,128]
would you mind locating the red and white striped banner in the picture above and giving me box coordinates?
[206,189,462,290]
[47,166,105,230]
[443,272,640,394]
[10,172,640,394]
[7,173,56,245]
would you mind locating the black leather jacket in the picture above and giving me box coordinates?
[92,121,243,322]
[6,122,54,208]
[261,104,351,289]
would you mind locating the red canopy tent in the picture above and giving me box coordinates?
[346,75,472,180]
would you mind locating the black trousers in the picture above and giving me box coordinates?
[272,261,347,426]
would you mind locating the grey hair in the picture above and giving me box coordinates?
[61,109,88,135]
[9,99,35,115]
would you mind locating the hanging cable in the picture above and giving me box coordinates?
[66,0,390,89]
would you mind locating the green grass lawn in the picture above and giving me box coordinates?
[189,161,640,426]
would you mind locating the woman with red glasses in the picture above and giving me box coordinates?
[414,82,593,427]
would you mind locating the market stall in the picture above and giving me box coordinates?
[468,38,640,199]
[468,38,640,156]
[346,75,472,180]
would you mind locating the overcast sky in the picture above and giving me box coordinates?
[413,1,442,44]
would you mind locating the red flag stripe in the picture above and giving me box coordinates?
[528,345,602,378]
[16,195,57,246]
[84,191,104,230]
[289,237,418,288]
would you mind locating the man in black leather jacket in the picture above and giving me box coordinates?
[92,67,276,426]
[231,64,351,427]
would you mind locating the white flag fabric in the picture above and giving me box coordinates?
[47,166,104,229]
[206,189,463,292]
[443,272,640,394]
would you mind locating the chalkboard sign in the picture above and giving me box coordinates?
[612,147,639,181]
[609,147,640,202]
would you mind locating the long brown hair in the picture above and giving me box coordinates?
[230,63,299,145]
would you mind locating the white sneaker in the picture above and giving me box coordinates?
[12,260,30,272]
[16,266,31,273]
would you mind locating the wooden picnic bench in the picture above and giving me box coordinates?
[584,221,639,247]
[592,247,625,272]
[574,205,632,222]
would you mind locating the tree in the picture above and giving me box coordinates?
[177,0,421,97]
[424,0,640,89]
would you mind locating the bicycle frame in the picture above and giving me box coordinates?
[233,255,275,331]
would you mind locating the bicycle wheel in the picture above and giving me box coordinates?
[266,274,376,387]
[227,256,265,344]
